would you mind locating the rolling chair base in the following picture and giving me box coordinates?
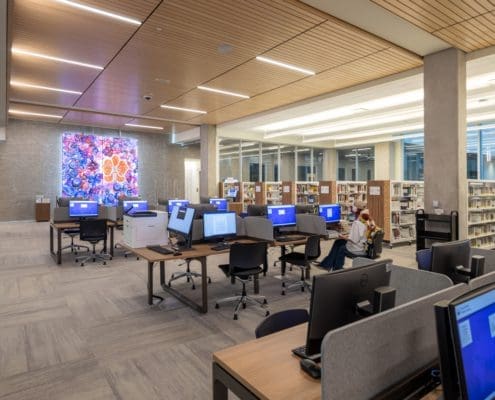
[61,243,90,255]
[168,271,212,290]
[215,294,269,320]
[281,279,312,295]
[76,250,112,266]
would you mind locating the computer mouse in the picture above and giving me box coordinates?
[173,252,182,256]
[300,358,321,379]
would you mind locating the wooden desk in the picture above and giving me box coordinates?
[49,220,115,264]
[213,324,443,400]
[213,324,320,400]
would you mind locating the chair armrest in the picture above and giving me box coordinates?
[455,265,471,276]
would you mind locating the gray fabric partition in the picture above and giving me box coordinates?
[244,216,274,241]
[320,284,468,400]
[191,219,203,242]
[296,214,327,236]
[236,215,246,237]
[389,265,453,305]
[469,270,495,290]
[471,248,495,273]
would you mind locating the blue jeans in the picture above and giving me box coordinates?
[319,239,347,270]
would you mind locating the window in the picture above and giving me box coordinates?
[297,147,312,181]
[403,137,424,181]
[261,143,279,181]
[219,139,240,181]
[241,141,260,181]
[280,145,296,181]
[337,147,374,181]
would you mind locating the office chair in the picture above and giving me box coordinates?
[75,219,112,266]
[61,228,89,254]
[215,242,269,320]
[168,259,211,290]
[366,230,384,259]
[279,235,321,295]
[254,309,309,338]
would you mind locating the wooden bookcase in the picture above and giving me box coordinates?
[295,181,319,205]
[467,180,495,249]
[318,180,337,204]
[218,181,241,202]
[281,181,296,204]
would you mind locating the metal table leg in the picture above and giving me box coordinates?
[147,261,164,305]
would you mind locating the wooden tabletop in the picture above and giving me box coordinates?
[50,220,117,229]
[213,324,320,400]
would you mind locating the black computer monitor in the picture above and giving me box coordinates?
[267,205,296,227]
[69,200,99,218]
[209,198,228,212]
[168,199,189,213]
[431,240,471,283]
[123,200,148,214]
[437,283,495,400]
[318,204,341,223]
[303,260,393,356]
[203,212,237,242]
[167,206,195,249]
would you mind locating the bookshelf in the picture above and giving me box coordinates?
[218,181,241,201]
[467,180,495,249]
[241,182,255,212]
[318,180,337,205]
[367,180,424,245]
[337,181,367,218]
[296,181,319,205]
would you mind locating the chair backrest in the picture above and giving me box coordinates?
[79,219,107,241]
[304,235,321,261]
[416,248,432,270]
[255,309,309,338]
[229,241,267,271]
[367,230,384,259]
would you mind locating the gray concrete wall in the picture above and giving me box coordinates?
[199,124,218,198]
[0,118,199,221]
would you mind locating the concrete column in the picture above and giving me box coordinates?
[323,149,338,180]
[424,48,467,238]
[199,124,218,199]
[393,141,403,180]
[374,142,394,180]
[0,0,7,140]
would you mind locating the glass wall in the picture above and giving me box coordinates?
[218,139,240,182]
[280,145,296,181]
[403,137,424,181]
[261,143,279,181]
[337,147,374,181]
[296,147,312,181]
[241,141,260,182]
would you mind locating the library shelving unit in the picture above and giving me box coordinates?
[368,180,424,246]
[337,181,367,217]
[281,181,296,204]
[254,182,283,205]
[218,181,241,201]
[416,210,458,250]
[318,180,337,204]
[296,181,319,205]
[241,182,255,212]
[467,180,495,249]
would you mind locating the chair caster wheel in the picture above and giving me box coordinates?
[301,287,305,292]
[281,291,285,295]
[282,282,286,287]
[124,254,128,258]
[187,277,190,283]
[109,257,112,260]
[81,263,85,266]
[103,262,106,266]
[136,257,140,260]
[208,277,212,284]
[74,252,78,256]
[234,314,238,320]
[265,311,270,317]
[192,285,196,290]
[168,282,172,287]
[215,304,220,309]
[263,299,268,305]
[242,303,246,309]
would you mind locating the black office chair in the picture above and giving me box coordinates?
[254,309,309,338]
[279,235,320,295]
[75,219,112,266]
[215,242,269,320]
[61,228,89,255]
[366,230,384,259]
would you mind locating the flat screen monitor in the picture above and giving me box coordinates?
[168,199,189,213]
[431,240,471,283]
[303,260,392,356]
[203,212,237,241]
[227,187,238,198]
[267,205,296,227]
[167,206,195,237]
[319,204,341,223]
[448,284,495,399]
[123,200,148,214]
[209,198,228,212]
[69,200,99,218]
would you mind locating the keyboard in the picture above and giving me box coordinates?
[276,235,305,242]
[146,245,174,255]
[291,345,321,363]
[211,243,231,251]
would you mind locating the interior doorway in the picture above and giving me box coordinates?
[184,159,200,203]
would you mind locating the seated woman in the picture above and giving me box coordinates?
[319,208,372,270]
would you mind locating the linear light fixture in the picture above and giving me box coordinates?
[160,105,207,114]
[197,86,249,99]
[9,109,63,119]
[124,123,163,130]
[55,0,141,25]
[334,133,424,148]
[11,48,103,70]
[10,80,82,95]
[256,56,315,75]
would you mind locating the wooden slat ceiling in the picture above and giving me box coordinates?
[371,0,495,52]
[9,0,423,132]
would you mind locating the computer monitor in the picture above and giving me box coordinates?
[431,240,471,283]
[209,198,228,212]
[227,187,238,198]
[267,205,296,227]
[439,283,495,400]
[318,204,341,223]
[302,260,393,356]
[69,200,99,218]
[203,212,237,242]
[167,206,195,249]
[168,199,189,213]
[123,200,148,214]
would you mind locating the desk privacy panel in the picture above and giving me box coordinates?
[62,133,138,205]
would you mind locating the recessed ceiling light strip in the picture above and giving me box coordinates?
[9,109,63,119]
[124,123,163,130]
[11,48,103,70]
[160,105,207,114]
[54,0,141,25]
[256,56,315,75]
[197,86,249,99]
[10,80,82,95]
